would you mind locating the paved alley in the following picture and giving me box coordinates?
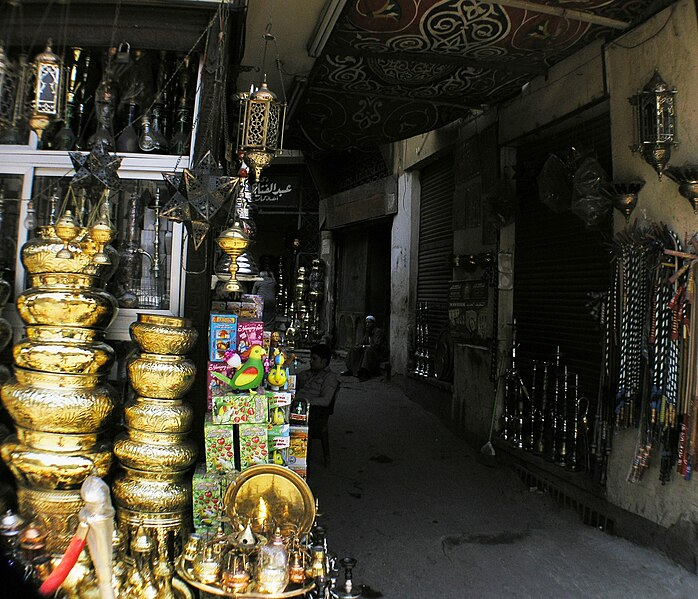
[306,363,698,599]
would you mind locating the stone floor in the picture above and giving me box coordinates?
[305,362,698,599]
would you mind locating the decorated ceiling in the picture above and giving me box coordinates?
[291,0,671,154]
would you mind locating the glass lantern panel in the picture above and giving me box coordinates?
[0,174,22,303]
[36,64,60,115]
[31,175,174,311]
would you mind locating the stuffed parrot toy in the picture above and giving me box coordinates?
[211,344,266,391]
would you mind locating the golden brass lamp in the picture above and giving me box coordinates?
[216,222,250,292]
[29,41,63,143]
[629,71,677,179]
[236,76,286,182]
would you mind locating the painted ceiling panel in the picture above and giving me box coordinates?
[293,0,666,153]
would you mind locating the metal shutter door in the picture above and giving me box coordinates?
[417,154,454,369]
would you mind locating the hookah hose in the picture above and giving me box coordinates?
[38,521,90,596]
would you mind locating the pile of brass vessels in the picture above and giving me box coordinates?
[0,223,119,554]
[176,464,361,599]
[114,313,198,558]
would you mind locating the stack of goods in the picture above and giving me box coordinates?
[179,464,362,598]
[0,223,119,555]
[113,313,198,558]
[194,308,310,534]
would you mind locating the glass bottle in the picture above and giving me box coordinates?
[256,528,289,594]
[139,114,156,152]
[87,76,117,149]
[151,104,169,153]
[116,102,140,153]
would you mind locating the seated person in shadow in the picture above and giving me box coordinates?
[342,315,388,382]
[297,343,339,411]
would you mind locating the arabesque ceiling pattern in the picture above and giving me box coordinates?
[292,0,668,153]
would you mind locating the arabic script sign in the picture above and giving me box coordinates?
[254,175,300,210]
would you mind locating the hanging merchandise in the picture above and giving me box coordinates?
[570,156,611,228]
[595,223,698,486]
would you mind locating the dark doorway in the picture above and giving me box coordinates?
[335,219,392,350]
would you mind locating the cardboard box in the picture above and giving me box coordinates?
[268,424,290,467]
[209,314,238,362]
[238,423,269,470]
[241,294,264,320]
[207,362,236,412]
[237,321,264,354]
[212,392,268,425]
[289,425,309,472]
[192,465,240,532]
[204,415,237,473]
[267,391,291,426]
[226,301,259,320]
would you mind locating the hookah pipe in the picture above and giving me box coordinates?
[38,474,115,599]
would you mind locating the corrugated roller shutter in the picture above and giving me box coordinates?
[418,154,454,364]
[514,113,612,405]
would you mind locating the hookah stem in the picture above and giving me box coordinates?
[529,361,538,451]
[680,263,696,474]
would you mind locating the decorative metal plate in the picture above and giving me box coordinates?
[223,464,315,536]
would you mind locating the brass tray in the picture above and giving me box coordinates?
[176,556,315,598]
[223,464,315,535]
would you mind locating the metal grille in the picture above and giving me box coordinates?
[417,154,455,368]
[514,113,612,413]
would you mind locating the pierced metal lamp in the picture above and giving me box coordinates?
[601,181,645,222]
[664,165,698,213]
[29,40,63,143]
[236,76,286,182]
[629,71,677,179]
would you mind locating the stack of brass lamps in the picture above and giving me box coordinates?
[113,313,198,560]
[0,219,119,554]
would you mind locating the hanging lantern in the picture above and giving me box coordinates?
[236,77,286,181]
[628,71,678,179]
[0,44,17,129]
[29,40,63,142]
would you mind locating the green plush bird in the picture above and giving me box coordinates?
[229,344,266,391]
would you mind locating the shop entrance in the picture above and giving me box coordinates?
[335,220,392,350]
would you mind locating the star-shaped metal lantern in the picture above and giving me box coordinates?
[185,219,211,251]
[69,141,122,192]
[183,151,237,221]
[161,171,192,222]
[160,151,238,250]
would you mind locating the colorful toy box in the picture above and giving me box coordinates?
[212,392,268,425]
[238,423,269,470]
[237,321,264,354]
[207,361,237,412]
[289,425,309,478]
[204,415,237,473]
[267,391,292,426]
[268,424,290,467]
[209,313,238,362]
[192,464,240,532]
[241,293,264,320]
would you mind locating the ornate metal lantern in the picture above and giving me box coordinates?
[0,44,17,128]
[29,41,63,142]
[629,71,677,179]
[236,77,286,181]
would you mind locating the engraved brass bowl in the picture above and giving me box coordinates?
[128,354,196,399]
[124,398,193,433]
[14,325,114,374]
[15,426,100,452]
[114,431,197,472]
[17,485,83,553]
[129,314,198,356]
[1,438,112,489]
[17,282,118,329]
[22,227,118,281]
[112,467,192,513]
[1,369,116,433]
